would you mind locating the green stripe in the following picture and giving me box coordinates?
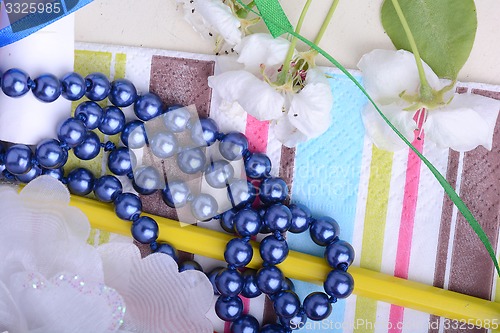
[354,146,394,333]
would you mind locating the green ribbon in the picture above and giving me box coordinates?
[238,0,500,276]
[253,0,293,37]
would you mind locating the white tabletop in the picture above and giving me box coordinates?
[75,0,500,85]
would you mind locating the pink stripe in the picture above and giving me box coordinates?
[245,114,269,153]
[221,115,269,333]
[388,109,426,333]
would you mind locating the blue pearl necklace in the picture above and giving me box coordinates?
[0,68,355,333]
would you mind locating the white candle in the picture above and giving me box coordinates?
[0,14,75,145]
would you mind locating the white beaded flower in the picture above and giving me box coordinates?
[0,176,213,333]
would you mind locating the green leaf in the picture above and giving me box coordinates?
[381,0,477,80]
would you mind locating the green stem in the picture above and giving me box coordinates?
[278,0,313,84]
[314,0,340,45]
[235,0,255,18]
[390,0,433,101]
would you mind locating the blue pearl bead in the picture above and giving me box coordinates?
[324,239,355,269]
[257,266,284,295]
[264,204,292,232]
[85,73,110,101]
[220,208,237,234]
[93,175,122,203]
[75,101,103,130]
[35,139,67,169]
[241,269,262,298]
[131,216,158,244]
[108,147,133,176]
[122,121,147,149]
[191,193,218,221]
[259,235,289,265]
[215,268,243,297]
[57,118,86,148]
[324,270,354,299]
[99,106,126,135]
[42,167,64,181]
[227,179,256,208]
[32,74,61,102]
[259,177,289,204]
[303,292,332,321]
[219,132,248,161]
[5,144,33,175]
[152,242,179,262]
[260,324,286,333]
[233,208,261,237]
[1,68,30,97]
[150,131,178,159]
[164,107,191,132]
[132,165,162,194]
[73,131,101,160]
[190,118,219,146]
[178,260,203,272]
[230,315,259,333]
[134,92,163,121]
[309,216,340,246]
[288,203,312,234]
[273,290,300,319]
[67,168,95,196]
[165,104,183,112]
[16,164,41,183]
[281,277,295,292]
[114,192,142,220]
[245,153,271,179]
[224,238,253,267]
[207,267,225,294]
[61,72,86,101]
[280,308,307,330]
[177,147,206,174]
[161,180,191,208]
[215,296,243,322]
[109,79,137,107]
[204,160,234,188]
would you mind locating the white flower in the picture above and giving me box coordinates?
[0,176,213,333]
[208,34,333,147]
[358,49,500,152]
[271,68,333,147]
[177,0,243,49]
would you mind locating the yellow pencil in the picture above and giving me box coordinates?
[69,194,500,330]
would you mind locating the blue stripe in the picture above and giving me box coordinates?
[288,71,366,332]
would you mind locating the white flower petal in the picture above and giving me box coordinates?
[287,69,332,139]
[235,33,291,73]
[196,0,242,46]
[99,244,213,333]
[208,71,284,120]
[271,116,308,147]
[357,49,444,103]
[178,0,242,47]
[361,103,416,151]
[425,93,500,151]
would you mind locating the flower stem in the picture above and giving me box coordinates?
[390,0,433,101]
[313,0,340,45]
[278,0,313,85]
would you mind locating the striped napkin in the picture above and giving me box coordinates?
[74,42,500,333]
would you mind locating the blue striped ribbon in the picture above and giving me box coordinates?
[0,0,93,47]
